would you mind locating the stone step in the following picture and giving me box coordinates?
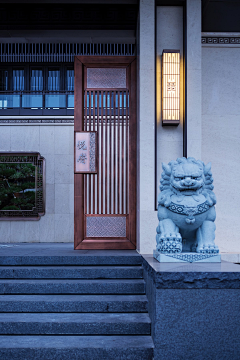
[0,294,148,313]
[0,253,143,266]
[0,266,143,279]
[0,279,145,295]
[0,313,151,335]
[0,335,154,360]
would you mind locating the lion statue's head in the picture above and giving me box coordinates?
[158,157,216,208]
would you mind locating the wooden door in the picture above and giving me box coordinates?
[74,56,136,249]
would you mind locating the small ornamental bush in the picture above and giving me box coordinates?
[0,163,36,211]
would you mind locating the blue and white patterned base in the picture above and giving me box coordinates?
[153,250,221,263]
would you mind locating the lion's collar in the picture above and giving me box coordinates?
[168,201,210,216]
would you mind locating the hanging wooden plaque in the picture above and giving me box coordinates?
[74,131,97,173]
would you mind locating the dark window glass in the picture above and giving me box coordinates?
[202,2,240,32]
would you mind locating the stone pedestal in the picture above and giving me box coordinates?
[153,249,221,263]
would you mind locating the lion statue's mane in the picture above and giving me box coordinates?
[158,157,216,207]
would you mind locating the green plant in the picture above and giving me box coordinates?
[0,163,36,211]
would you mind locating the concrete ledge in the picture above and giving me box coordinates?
[142,254,240,360]
[221,252,240,263]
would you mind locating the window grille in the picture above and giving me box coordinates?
[0,43,134,120]
[0,43,135,63]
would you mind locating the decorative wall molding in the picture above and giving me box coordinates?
[0,43,135,63]
[0,117,74,124]
[202,36,240,45]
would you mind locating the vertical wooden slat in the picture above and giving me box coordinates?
[110,91,115,214]
[126,90,129,214]
[84,91,88,214]
[97,90,100,214]
[89,91,92,214]
[93,90,96,214]
[108,91,114,214]
[113,91,116,214]
[121,91,125,214]
[117,91,120,214]
[105,91,108,214]
[101,91,104,214]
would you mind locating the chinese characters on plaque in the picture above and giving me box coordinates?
[75,132,97,173]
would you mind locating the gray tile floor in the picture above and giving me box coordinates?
[0,243,140,257]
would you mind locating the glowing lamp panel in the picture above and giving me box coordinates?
[162,51,180,124]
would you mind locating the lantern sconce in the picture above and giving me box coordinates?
[162,50,180,126]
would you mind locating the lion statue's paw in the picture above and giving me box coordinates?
[157,233,182,253]
[197,244,219,254]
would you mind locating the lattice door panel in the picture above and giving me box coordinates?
[84,91,129,215]
[74,57,136,249]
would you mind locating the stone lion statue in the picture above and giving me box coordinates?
[156,157,219,254]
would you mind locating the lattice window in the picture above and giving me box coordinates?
[87,68,126,89]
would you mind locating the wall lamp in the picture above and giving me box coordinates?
[162,50,180,126]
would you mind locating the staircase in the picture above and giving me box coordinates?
[0,251,153,359]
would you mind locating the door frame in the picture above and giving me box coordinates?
[74,56,137,250]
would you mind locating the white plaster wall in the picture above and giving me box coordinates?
[186,0,202,159]
[137,4,185,254]
[0,125,74,243]
[137,0,156,254]
[202,46,240,253]
[156,6,184,207]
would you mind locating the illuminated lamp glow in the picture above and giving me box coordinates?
[162,50,180,125]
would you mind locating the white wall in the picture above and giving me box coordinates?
[137,0,156,254]
[202,45,240,253]
[137,4,185,254]
[156,6,184,206]
[0,125,74,243]
[186,0,202,159]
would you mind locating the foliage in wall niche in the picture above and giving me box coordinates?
[0,163,36,211]
[0,153,45,220]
